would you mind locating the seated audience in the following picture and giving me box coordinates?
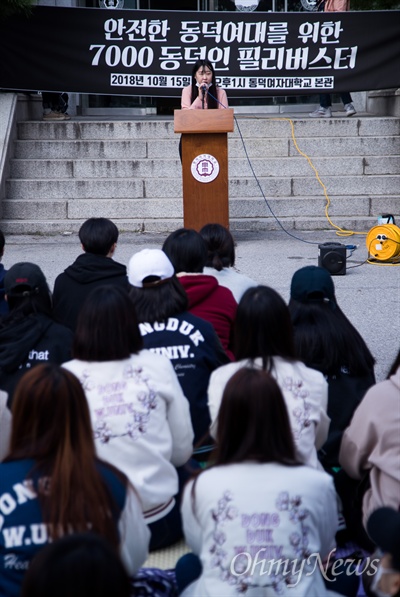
[177,368,338,596]
[62,285,194,551]
[162,228,237,361]
[339,348,400,532]
[208,285,330,469]
[365,507,400,597]
[0,363,149,597]
[289,265,376,472]
[0,262,73,407]
[199,223,257,302]
[52,217,129,331]
[128,248,228,457]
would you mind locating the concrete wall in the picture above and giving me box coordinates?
[367,89,400,117]
[0,93,18,214]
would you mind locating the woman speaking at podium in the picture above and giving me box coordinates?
[179,59,229,161]
[181,59,228,110]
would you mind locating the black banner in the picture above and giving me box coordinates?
[0,7,399,97]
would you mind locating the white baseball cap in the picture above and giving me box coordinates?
[127,249,175,288]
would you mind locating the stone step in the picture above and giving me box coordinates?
[14,135,400,160]
[3,196,398,222]
[17,117,400,141]
[6,175,400,200]
[5,115,398,236]
[9,156,400,179]
[0,215,382,236]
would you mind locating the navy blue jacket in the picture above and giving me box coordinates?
[139,312,229,447]
[0,458,127,597]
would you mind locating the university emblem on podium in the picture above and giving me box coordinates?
[191,154,220,183]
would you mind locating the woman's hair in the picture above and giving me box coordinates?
[214,368,299,466]
[233,286,296,369]
[190,59,218,109]
[288,298,375,376]
[199,223,235,270]
[2,285,52,321]
[21,533,131,597]
[162,228,208,274]
[6,364,123,545]
[73,286,143,361]
[129,276,188,324]
[387,347,400,378]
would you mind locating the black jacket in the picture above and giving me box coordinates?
[0,312,73,408]
[52,253,129,331]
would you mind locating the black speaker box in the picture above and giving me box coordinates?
[318,242,346,275]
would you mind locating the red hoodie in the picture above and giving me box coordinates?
[178,274,237,361]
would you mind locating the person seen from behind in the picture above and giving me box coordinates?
[0,363,149,597]
[52,217,129,331]
[162,228,237,361]
[0,262,73,407]
[176,368,338,596]
[199,223,257,303]
[62,285,194,551]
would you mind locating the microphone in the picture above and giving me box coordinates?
[201,84,208,95]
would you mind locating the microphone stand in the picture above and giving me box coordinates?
[201,85,206,109]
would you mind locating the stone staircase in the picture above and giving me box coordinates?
[1,115,399,234]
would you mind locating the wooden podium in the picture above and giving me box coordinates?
[174,109,234,230]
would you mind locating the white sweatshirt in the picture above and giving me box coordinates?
[181,462,338,597]
[63,350,194,522]
[203,266,257,303]
[208,356,329,469]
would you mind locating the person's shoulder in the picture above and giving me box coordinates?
[180,310,216,334]
[214,282,236,304]
[133,349,175,372]
[0,458,35,483]
[287,463,335,489]
[357,375,399,412]
[47,319,74,339]
[274,356,326,382]
[210,359,244,382]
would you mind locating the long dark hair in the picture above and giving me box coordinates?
[162,228,207,274]
[190,368,299,510]
[190,59,219,109]
[214,368,299,466]
[73,286,143,361]
[199,223,235,270]
[289,298,375,376]
[21,533,131,597]
[129,276,188,324]
[6,364,123,546]
[1,284,52,323]
[233,286,296,369]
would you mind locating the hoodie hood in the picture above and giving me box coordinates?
[63,253,126,285]
[178,274,219,309]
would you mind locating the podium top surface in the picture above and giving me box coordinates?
[174,109,234,134]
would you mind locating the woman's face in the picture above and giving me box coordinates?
[195,65,213,87]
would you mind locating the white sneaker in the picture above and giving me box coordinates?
[344,103,357,117]
[309,106,332,118]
